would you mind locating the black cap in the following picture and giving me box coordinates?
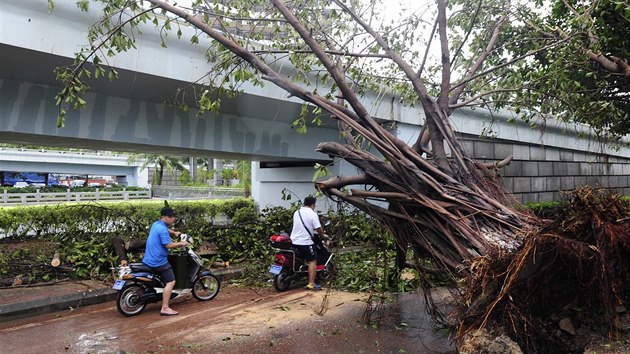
[161,207,176,217]
[303,196,316,206]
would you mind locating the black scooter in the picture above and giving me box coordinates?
[268,232,334,291]
[113,234,220,316]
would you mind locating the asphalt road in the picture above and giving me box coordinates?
[0,285,455,354]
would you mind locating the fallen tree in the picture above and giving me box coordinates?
[51,0,630,351]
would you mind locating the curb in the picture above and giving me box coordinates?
[0,267,243,322]
[0,286,117,323]
[213,266,244,282]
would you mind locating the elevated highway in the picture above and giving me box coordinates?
[1,1,629,207]
[0,147,148,187]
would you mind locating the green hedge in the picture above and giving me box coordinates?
[0,198,257,278]
[0,198,254,240]
[0,198,385,285]
[0,199,567,289]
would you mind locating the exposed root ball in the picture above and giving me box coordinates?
[458,187,630,353]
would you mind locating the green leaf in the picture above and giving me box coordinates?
[76,0,89,12]
[56,110,66,128]
[108,69,118,81]
[313,163,330,182]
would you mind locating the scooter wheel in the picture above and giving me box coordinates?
[273,269,292,292]
[317,262,335,281]
[192,274,220,301]
[116,283,146,317]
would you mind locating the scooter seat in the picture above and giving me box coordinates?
[271,241,293,250]
[129,263,153,273]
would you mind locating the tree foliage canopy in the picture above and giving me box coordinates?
[127,154,185,185]
[491,0,629,137]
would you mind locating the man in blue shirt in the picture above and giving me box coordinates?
[143,207,189,316]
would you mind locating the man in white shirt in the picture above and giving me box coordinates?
[290,196,326,290]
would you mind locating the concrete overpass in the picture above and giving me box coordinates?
[2,1,630,207]
[0,147,148,187]
[0,1,351,160]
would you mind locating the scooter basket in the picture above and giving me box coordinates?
[168,254,192,289]
[270,234,292,250]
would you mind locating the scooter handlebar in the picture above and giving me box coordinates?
[180,233,193,245]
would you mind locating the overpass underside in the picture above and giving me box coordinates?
[0,74,337,163]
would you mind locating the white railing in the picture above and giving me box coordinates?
[152,185,244,199]
[0,188,151,205]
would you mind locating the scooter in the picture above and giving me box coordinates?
[268,232,334,291]
[113,234,221,317]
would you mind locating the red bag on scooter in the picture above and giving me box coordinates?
[270,233,292,250]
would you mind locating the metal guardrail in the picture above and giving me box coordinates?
[0,185,244,205]
[0,146,131,158]
[0,188,151,205]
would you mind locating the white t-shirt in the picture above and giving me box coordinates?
[290,206,321,245]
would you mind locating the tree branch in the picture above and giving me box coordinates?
[480,155,513,169]
[449,38,571,94]
[448,5,509,106]
[437,0,452,110]
[251,49,391,59]
[523,17,630,77]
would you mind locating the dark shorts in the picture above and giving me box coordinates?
[148,262,175,283]
[293,244,317,262]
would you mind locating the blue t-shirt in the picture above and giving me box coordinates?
[142,220,172,267]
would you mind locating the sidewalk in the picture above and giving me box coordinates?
[0,267,243,322]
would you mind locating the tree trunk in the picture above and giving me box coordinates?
[50,252,60,267]
[157,165,163,186]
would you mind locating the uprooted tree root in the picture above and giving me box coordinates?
[457,187,630,353]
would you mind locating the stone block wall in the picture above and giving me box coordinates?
[147,167,184,186]
[461,138,630,203]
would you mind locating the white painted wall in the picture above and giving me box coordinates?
[252,161,359,210]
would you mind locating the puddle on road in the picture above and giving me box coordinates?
[369,290,457,353]
[72,330,121,354]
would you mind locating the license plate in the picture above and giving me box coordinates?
[269,265,282,275]
[112,280,125,290]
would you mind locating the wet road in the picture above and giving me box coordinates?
[0,285,455,353]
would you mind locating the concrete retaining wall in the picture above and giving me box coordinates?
[462,137,630,203]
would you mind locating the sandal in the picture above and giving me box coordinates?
[160,309,179,316]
